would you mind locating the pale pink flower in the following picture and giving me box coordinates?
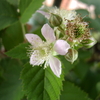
[25,24,70,77]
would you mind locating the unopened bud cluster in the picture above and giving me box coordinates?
[65,48,78,64]
[49,13,62,27]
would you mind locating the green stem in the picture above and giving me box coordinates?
[20,23,27,42]
[58,25,65,35]
[21,23,26,36]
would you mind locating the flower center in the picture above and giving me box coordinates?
[74,23,86,38]
[34,42,53,61]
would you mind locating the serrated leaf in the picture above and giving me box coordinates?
[19,0,44,23]
[21,63,64,100]
[0,0,18,30]
[1,21,24,50]
[0,58,24,100]
[60,81,92,100]
[5,43,29,59]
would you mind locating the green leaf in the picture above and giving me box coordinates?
[80,70,100,99]
[19,0,44,23]
[0,0,18,30]
[58,56,75,75]
[78,49,92,60]
[73,62,90,81]
[21,63,64,100]
[5,43,29,59]
[60,81,92,100]
[1,21,24,50]
[0,58,24,100]
[7,0,19,6]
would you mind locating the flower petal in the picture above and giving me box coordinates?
[49,56,61,77]
[41,24,56,43]
[37,10,50,19]
[25,34,43,47]
[54,40,70,55]
[30,50,44,66]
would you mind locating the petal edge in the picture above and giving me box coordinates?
[49,56,61,77]
[25,34,43,47]
[54,40,70,55]
[41,24,56,43]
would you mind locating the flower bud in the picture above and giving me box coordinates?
[49,13,62,27]
[82,37,96,48]
[65,48,78,63]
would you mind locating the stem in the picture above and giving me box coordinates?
[19,20,26,40]
[58,25,65,35]
[21,23,26,36]
[20,22,27,42]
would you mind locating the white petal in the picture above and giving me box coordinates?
[37,10,50,19]
[30,51,44,66]
[49,56,61,77]
[25,34,43,47]
[54,40,70,55]
[41,24,56,43]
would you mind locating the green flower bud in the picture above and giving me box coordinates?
[65,48,78,64]
[49,13,62,27]
[82,37,97,48]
